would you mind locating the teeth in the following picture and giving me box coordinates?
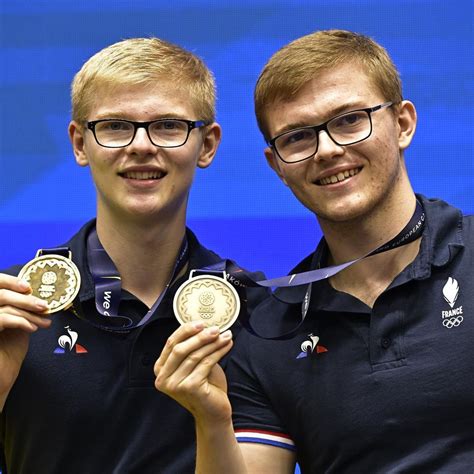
[319,168,359,186]
[123,171,164,180]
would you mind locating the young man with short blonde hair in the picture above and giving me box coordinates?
[0,37,266,473]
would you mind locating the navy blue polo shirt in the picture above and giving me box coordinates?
[228,196,474,473]
[0,220,268,474]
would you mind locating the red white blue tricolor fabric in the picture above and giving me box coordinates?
[235,429,296,451]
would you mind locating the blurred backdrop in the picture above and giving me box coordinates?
[1,0,473,276]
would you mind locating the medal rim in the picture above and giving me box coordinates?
[173,274,241,332]
[18,254,81,314]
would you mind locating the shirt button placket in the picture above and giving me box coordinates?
[381,337,391,349]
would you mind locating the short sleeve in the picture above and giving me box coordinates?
[227,330,296,452]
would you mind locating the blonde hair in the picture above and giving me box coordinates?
[71,37,216,124]
[255,29,403,139]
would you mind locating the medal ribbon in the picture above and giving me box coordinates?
[211,200,425,289]
[203,200,426,339]
[85,228,189,331]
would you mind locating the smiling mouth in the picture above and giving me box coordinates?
[317,167,361,186]
[120,170,165,180]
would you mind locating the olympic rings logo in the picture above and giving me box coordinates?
[442,316,463,328]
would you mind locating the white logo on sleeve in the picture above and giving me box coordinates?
[441,277,463,329]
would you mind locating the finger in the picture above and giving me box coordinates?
[0,287,49,313]
[156,330,233,386]
[156,322,209,369]
[0,313,39,333]
[0,306,52,329]
[172,333,233,387]
[157,338,233,397]
[0,273,32,294]
[155,325,222,377]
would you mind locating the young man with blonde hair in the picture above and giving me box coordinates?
[155,30,474,472]
[0,37,266,473]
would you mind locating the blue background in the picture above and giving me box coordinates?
[0,3,472,473]
[1,0,473,278]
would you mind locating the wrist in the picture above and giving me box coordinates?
[195,415,234,441]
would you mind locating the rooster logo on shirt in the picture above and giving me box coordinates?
[296,333,328,359]
[53,326,88,354]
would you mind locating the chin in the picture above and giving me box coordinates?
[312,198,374,225]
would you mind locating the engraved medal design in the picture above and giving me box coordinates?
[173,274,240,332]
[18,253,81,313]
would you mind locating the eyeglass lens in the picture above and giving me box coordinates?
[94,120,190,147]
[275,110,372,162]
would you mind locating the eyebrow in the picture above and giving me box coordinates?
[272,101,368,137]
[92,112,189,121]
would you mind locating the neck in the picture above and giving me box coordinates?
[95,211,187,307]
[321,192,417,264]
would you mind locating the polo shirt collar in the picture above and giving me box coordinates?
[410,194,464,279]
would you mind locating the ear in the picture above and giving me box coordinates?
[264,146,288,186]
[397,100,417,151]
[68,120,89,167]
[197,122,222,169]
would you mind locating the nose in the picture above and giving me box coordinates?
[127,127,157,154]
[312,130,344,162]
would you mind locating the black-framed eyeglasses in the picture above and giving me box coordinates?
[268,102,393,164]
[86,118,209,148]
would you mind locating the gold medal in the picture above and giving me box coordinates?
[173,273,240,332]
[18,251,81,314]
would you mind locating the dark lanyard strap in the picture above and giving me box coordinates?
[206,200,426,339]
[83,228,189,332]
[37,247,71,258]
[220,200,425,289]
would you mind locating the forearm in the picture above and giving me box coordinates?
[0,381,14,413]
[195,418,247,474]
